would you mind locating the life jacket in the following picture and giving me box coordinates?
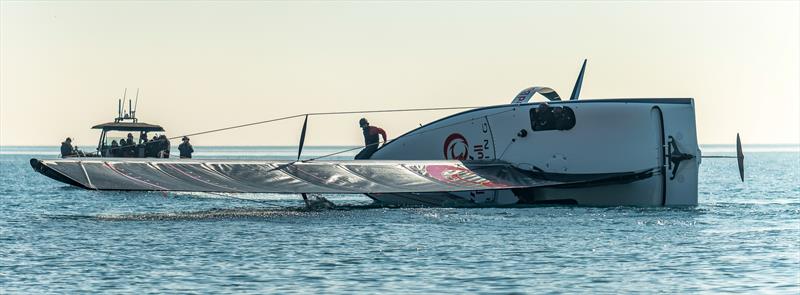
[60,142,73,157]
[363,126,380,146]
[179,142,193,158]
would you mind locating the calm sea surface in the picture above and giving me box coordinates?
[1,145,798,294]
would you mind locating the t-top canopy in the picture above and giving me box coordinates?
[91,122,165,132]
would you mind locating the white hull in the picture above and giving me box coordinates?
[368,98,700,207]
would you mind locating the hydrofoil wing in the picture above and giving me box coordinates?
[30,159,566,193]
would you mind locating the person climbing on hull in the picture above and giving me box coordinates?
[355,118,387,160]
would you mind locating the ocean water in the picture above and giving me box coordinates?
[1,145,798,294]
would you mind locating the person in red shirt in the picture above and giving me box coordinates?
[355,118,387,159]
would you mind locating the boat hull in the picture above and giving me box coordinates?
[369,98,700,207]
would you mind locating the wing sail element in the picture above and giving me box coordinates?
[31,159,564,194]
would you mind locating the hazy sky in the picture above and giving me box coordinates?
[1,1,798,147]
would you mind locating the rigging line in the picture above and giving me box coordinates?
[256,144,372,173]
[303,142,380,162]
[90,105,501,157]
[303,108,515,162]
[170,114,306,140]
[305,105,484,116]
[167,105,483,141]
[92,105,485,155]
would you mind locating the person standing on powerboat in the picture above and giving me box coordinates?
[108,140,119,157]
[178,136,194,159]
[60,137,75,158]
[158,135,171,158]
[355,118,387,160]
[117,133,135,157]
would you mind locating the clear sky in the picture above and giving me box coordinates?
[1,1,798,147]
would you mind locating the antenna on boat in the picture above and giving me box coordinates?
[133,88,139,120]
[569,59,587,100]
[122,88,128,118]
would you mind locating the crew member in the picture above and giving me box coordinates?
[110,140,120,157]
[60,137,75,158]
[355,118,387,160]
[144,138,156,158]
[158,135,171,158]
[144,135,159,157]
[533,102,554,131]
[551,106,564,130]
[122,133,136,157]
[551,106,574,130]
[115,138,125,157]
[178,136,194,159]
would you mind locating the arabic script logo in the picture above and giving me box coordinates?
[443,133,468,160]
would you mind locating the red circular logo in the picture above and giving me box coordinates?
[425,164,504,188]
[443,133,468,160]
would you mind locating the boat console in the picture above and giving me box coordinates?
[76,95,170,158]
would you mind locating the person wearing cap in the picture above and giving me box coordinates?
[355,118,387,160]
[178,136,194,159]
[60,137,75,158]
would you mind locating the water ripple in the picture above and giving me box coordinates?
[1,149,798,294]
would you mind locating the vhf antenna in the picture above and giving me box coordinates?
[133,88,139,119]
[122,88,128,118]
